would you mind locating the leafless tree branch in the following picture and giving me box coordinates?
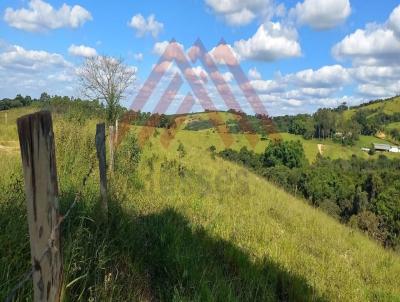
[78,55,136,123]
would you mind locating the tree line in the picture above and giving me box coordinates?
[218,140,400,250]
[273,102,400,145]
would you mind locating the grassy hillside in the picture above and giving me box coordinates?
[1,107,400,301]
[343,96,400,120]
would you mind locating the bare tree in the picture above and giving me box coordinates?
[78,55,136,124]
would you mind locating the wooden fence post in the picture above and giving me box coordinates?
[17,111,62,302]
[115,119,119,145]
[95,123,108,214]
[109,125,115,173]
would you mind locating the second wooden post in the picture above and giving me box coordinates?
[95,123,108,214]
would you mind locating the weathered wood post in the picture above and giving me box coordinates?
[17,111,62,302]
[115,119,119,145]
[95,123,108,214]
[109,125,115,173]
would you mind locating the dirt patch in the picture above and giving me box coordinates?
[317,144,325,155]
[376,131,386,139]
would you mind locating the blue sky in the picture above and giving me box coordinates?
[1,0,400,115]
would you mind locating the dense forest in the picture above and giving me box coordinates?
[218,141,400,250]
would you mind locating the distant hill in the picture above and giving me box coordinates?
[344,96,400,119]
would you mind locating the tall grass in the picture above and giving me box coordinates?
[0,108,399,301]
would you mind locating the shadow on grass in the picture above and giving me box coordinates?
[0,186,326,301]
[108,205,326,302]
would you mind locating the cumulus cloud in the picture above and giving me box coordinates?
[350,65,400,84]
[128,14,163,38]
[0,43,76,97]
[357,82,400,98]
[204,0,279,26]
[389,5,400,38]
[286,65,350,88]
[331,5,400,97]
[349,65,400,97]
[153,41,170,55]
[250,79,284,93]
[68,44,97,58]
[152,41,185,60]
[208,43,241,65]
[0,44,70,72]
[234,22,301,61]
[248,67,261,80]
[287,87,338,99]
[333,5,400,67]
[247,63,356,114]
[333,26,400,66]
[290,0,351,30]
[4,0,92,32]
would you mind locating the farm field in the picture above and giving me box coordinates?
[1,107,400,301]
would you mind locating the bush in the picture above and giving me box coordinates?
[177,142,186,158]
[115,131,141,176]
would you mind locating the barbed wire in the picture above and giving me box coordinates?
[4,154,97,302]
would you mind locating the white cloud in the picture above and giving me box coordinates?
[350,65,400,84]
[287,87,338,99]
[330,5,400,98]
[247,63,356,113]
[286,65,350,88]
[389,5,400,38]
[0,44,69,72]
[286,99,303,107]
[0,43,76,98]
[333,5,400,67]
[234,22,301,61]
[208,43,241,65]
[133,53,143,61]
[185,66,208,82]
[290,0,351,30]
[221,71,234,82]
[68,44,97,58]
[349,65,400,97]
[204,0,280,26]
[250,79,284,93]
[357,82,400,98]
[4,0,92,32]
[333,26,400,66]
[153,41,169,55]
[248,67,261,80]
[152,41,184,57]
[128,14,163,38]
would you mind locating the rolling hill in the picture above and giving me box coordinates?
[1,106,400,301]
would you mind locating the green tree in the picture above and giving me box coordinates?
[262,140,307,169]
[314,109,337,139]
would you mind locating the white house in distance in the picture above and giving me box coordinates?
[390,145,400,153]
[372,143,400,153]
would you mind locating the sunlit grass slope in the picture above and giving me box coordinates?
[1,107,400,301]
[343,96,400,120]
[135,126,400,301]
